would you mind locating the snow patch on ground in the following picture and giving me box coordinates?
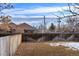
[49,42,79,51]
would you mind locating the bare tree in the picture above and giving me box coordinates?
[0,3,14,33]
[66,3,79,32]
[0,3,14,14]
[66,3,78,15]
[66,16,76,32]
[0,3,14,24]
[60,3,79,32]
[0,16,11,24]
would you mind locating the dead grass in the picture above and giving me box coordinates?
[15,42,79,56]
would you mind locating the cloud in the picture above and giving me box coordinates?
[1,6,69,18]
[10,14,28,18]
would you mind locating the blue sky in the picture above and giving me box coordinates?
[14,3,68,8]
[12,3,69,16]
[1,3,71,27]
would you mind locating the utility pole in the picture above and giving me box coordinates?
[57,18,61,32]
[43,16,46,32]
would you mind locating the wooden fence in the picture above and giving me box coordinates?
[0,34,22,56]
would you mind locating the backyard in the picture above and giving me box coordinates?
[15,42,79,56]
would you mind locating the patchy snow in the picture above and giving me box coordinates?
[49,42,79,51]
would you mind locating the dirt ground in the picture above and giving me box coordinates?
[15,42,79,56]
